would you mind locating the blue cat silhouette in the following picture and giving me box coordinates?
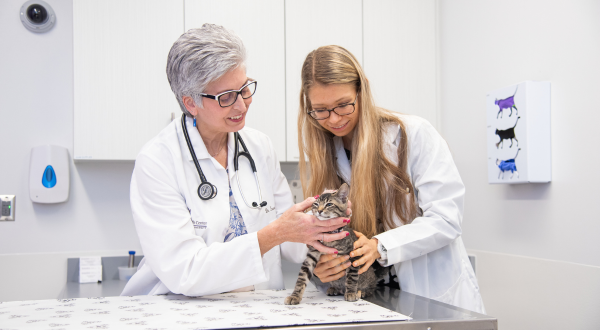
[496,148,521,179]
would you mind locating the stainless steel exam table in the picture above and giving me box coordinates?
[59,283,496,329]
[56,257,497,330]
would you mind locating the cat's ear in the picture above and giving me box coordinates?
[336,183,350,203]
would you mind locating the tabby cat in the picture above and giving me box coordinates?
[284,183,379,305]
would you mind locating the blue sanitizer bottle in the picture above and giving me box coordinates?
[41,165,57,188]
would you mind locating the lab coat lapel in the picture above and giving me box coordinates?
[333,136,351,185]
[383,122,402,164]
[180,114,228,188]
[227,131,264,233]
[182,115,212,161]
[176,114,229,244]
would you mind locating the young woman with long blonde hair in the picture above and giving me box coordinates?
[297,45,485,313]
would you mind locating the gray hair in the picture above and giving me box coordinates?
[166,24,247,116]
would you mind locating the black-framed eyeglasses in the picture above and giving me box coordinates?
[307,93,358,120]
[199,80,257,108]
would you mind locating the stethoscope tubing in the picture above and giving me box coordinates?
[181,114,266,209]
[181,115,217,200]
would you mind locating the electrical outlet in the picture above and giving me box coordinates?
[289,180,304,204]
[0,195,15,221]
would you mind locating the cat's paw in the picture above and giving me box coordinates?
[326,287,340,296]
[284,296,302,305]
[358,290,365,298]
[344,291,360,302]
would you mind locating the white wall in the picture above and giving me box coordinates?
[439,0,600,328]
[471,249,600,329]
[3,1,600,327]
[0,0,142,301]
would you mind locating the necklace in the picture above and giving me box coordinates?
[210,144,225,157]
[209,137,227,157]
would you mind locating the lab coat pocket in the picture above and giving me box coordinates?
[433,259,485,314]
[255,246,284,290]
[433,268,466,306]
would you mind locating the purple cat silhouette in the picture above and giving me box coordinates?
[495,86,519,119]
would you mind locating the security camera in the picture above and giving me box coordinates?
[20,0,56,33]
[27,4,48,24]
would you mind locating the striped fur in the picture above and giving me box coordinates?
[284,184,379,305]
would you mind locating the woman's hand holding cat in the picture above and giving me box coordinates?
[313,254,351,282]
[258,197,351,255]
[350,231,381,274]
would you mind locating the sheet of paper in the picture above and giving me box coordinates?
[0,289,410,329]
[79,256,102,283]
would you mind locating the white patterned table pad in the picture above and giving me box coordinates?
[0,289,409,329]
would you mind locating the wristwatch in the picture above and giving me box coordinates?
[376,240,389,267]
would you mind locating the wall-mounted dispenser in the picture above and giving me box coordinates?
[486,81,551,184]
[30,145,70,203]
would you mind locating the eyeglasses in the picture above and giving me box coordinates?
[199,81,257,108]
[307,93,358,120]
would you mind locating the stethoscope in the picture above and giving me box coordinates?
[181,115,267,209]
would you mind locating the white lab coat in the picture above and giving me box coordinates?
[334,114,486,314]
[122,115,307,297]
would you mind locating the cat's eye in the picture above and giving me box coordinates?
[326,203,333,207]
[313,202,319,207]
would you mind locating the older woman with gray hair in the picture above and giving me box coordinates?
[122,24,351,297]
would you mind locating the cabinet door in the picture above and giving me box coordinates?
[185,0,286,160]
[363,0,438,128]
[73,0,183,160]
[285,0,363,161]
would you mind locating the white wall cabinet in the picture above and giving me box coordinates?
[363,0,438,127]
[74,1,437,162]
[185,0,286,160]
[284,0,363,161]
[73,0,183,161]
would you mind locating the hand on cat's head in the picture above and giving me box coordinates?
[300,196,352,219]
[303,197,353,216]
[275,196,352,255]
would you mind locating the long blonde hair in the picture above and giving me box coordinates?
[297,45,418,238]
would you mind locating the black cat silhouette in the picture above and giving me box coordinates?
[495,117,520,149]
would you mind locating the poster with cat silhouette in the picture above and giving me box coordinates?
[486,81,552,184]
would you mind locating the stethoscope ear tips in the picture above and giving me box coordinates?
[259,201,267,207]
[252,202,258,207]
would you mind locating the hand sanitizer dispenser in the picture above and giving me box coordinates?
[30,145,70,203]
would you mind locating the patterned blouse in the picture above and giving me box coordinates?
[223,170,248,242]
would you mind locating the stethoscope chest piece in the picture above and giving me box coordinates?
[198,182,217,200]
